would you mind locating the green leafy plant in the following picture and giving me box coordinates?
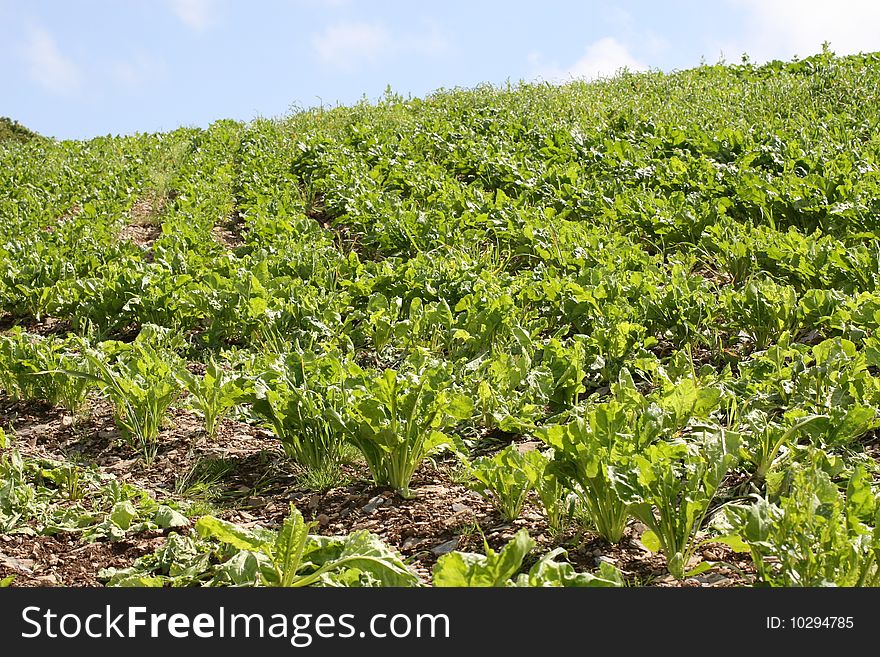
[80,495,188,543]
[246,349,349,477]
[729,462,880,587]
[44,350,95,414]
[529,451,576,535]
[0,116,43,144]
[177,358,243,438]
[540,337,589,409]
[620,431,740,579]
[0,447,188,543]
[724,278,799,350]
[467,445,540,521]
[341,365,473,496]
[433,529,624,587]
[0,331,93,411]
[73,340,182,463]
[738,411,825,485]
[192,505,419,587]
[470,349,551,433]
[42,463,84,501]
[697,218,755,286]
[783,339,880,447]
[7,49,880,590]
[0,450,35,533]
[537,401,656,543]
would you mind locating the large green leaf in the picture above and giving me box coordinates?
[109,501,138,530]
[517,548,625,587]
[433,529,534,587]
[195,516,265,551]
[155,505,189,529]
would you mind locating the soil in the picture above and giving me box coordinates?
[211,225,245,249]
[0,314,71,337]
[119,196,165,255]
[119,223,162,250]
[0,533,167,587]
[212,207,247,250]
[128,196,164,226]
[0,395,757,587]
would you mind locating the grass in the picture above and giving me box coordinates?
[173,454,236,500]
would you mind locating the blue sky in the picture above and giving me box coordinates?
[3,0,880,140]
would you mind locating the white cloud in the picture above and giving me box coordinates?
[529,37,646,83]
[725,0,880,62]
[110,53,167,90]
[605,6,633,28]
[312,20,448,71]
[23,27,82,95]
[168,0,216,31]
[313,22,392,70]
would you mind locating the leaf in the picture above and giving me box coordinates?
[432,552,487,587]
[216,550,265,586]
[640,529,661,553]
[537,424,566,451]
[248,296,268,317]
[109,501,138,530]
[596,560,627,586]
[710,534,751,553]
[487,529,535,584]
[110,575,165,587]
[195,515,264,551]
[310,531,420,587]
[433,529,535,587]
[275,505,311,587]
[660,379,721,425]
[155,505,189,529]
[846,466,877,522]
[865,339,880,368]
[445,392,475,420]
[522,548,624,587]
[424,430,453,453]
[468,444,535,520]
[684,561,713,577]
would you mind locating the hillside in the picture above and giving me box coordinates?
[0,117,43,145]
[2,50,880,587]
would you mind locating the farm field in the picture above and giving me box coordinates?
[2,50,880,588]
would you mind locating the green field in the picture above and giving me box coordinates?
[2,49,880,587]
